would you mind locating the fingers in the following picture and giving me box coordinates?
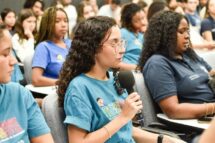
[127,92,141,101]
[127,93,143,111]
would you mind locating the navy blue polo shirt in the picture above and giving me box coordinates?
[201,16,215,40]
[143,54,215,103]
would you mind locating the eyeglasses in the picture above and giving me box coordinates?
[103,39,126,53]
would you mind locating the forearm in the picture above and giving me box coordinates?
[32,76,57,87]
[199,118,215,143]
[164,103,215,119]
[69,114,130,143]
[31,133,54,143]
[132,127,158,143]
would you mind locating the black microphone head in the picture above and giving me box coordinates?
[118,71,135,94]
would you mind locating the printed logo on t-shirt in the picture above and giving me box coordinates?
[56,54,65,62]
[101,102,121,120]
[0,117,25,142]
[189,74,200,80]
[96,97,105,107]
[134,39,142,48]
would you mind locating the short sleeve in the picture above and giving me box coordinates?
[64,86,93,131]
[143,59,177,102]
[32,42,49,69]
[201,19,212,34]
[23,88,50,138]
[198,56,212,71]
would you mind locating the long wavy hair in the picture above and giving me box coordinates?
[14,9,36,42]
[35,6,68,45]
[138,11,198,71]
[57,16,117,106]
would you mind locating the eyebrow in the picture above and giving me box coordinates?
[0,47,12,53]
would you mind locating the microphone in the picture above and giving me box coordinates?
[118,71,144,127]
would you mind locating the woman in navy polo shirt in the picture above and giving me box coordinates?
[139,11,215,119]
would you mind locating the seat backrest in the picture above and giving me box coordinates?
[42,94,68,143]
[132,70,160,127]
[23,52,34,84]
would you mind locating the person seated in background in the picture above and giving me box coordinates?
[23,0,44,31]
[77,1,96,23]
[0,24,54,143]
[139,11,215,119]
[32,7,71,87]
[98,0,121,25]
[201,0,215,41]
[184,0,201,33]
[57,16,185,143]
[119,3,147,70]
[12,9,36,63]
[84,0,99,15]
[166,0,184,14]
[56,0,77,35]
[147,1,168,21]
[0,8,16,36]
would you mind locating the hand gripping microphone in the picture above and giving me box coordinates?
[118,71,144,127]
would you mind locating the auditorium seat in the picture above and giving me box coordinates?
[42,93,68,143]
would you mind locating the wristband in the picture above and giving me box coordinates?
[157,134,163,143]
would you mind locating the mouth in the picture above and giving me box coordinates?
[184,42,190,49]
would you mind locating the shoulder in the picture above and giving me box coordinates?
[121,28,131,34]
[144,55,171,72]
[67,74,89,92]
[12,33,19,40]
[146,54,169,65]
[64,38,72,47]
[1,82,31,100]
[35,41,53,50]
[202,18,212,25]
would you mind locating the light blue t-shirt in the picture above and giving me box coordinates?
[11,50,23,83]
[121,28,144,64]
[32,39,71,79]
[0,82,50,143]
[64,72,135,143]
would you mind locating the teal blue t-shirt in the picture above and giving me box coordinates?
[121,28,144,64]
[64,72,135,143]
[0,82,50,143]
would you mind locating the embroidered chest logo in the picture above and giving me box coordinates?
[56,54,65,62]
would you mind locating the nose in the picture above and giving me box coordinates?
[119,46,125,54]
[184,31,190,39]
[10,54,17,66]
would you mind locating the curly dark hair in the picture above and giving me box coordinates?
[138,11,197,71]
[121,3,142,32]
[57,16,117,106]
